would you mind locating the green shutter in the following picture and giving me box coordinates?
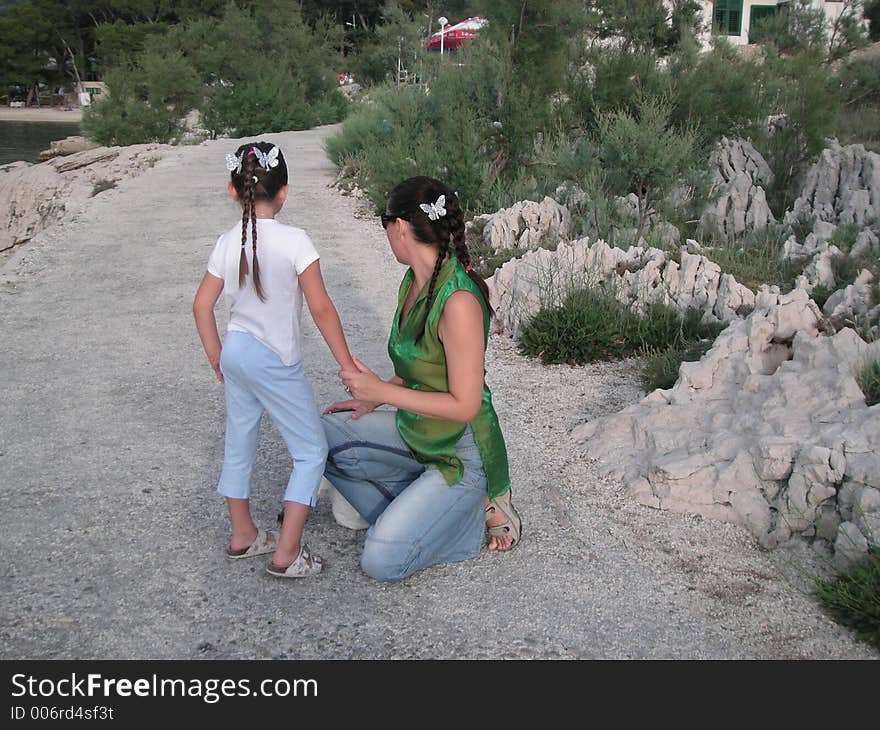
[714,0,744,35]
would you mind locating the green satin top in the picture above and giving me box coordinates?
[388,255,510,500]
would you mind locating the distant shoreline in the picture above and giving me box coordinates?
[0,107,83,123]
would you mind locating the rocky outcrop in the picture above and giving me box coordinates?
[574,289,880,566]
[469,196,572,252]
[786,141,880,231]
[486,237,756,337]
[1,143,166,254]
[37,135,99,161]
[700,137,775,238]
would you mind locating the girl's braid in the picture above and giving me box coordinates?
[238,151,266,301]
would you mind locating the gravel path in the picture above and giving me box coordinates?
[1,126,876,659]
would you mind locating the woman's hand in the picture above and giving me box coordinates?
[340,357,385,403]
[322,398,379,420]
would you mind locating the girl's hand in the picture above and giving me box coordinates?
[208,349,223,383]
[322,399,379,420]
[340,357,384,402]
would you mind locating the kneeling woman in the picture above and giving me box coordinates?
[322,176,521,582]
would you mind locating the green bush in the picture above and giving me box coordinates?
[834,57,880,151]
[810,283,832,310]
[597,95,701,240]
[640,337,717,391]
[815,546,880,650]
[756,51,840,217]
[697,225,802,291]
[325,99,394,166]
[858,361,880,406]
[313,89,350,126]
[82,63,194,145]
[202,65,318,138]
[669,40,769,150]
[518,288,723,366]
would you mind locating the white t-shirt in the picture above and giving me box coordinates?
[207,219,320,366]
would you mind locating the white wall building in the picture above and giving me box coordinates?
[695,1,852,47]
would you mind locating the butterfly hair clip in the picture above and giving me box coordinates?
[225,151,243,174]
[419,194,447,221]
[253,146,280,171]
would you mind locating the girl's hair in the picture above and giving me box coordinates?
[386,176,492,341]
[228,141,288,302]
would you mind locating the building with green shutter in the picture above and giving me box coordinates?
[695,1,852,47]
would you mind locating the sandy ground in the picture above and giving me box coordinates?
[0,126,876,660]
[0,106,83,122]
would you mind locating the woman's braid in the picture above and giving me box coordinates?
[414,236,449,342]
[448,192,493,317]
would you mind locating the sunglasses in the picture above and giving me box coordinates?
[380,212,409,229]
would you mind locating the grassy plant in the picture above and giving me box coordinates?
[858,361,880,406]
[814,546,880,650]
[833,104,880,152]
[469,238,530,280]
[91,179,117,196]
[810,283,832,310]
[518,287,723,366]
[640,337,717,391]
[698,226,801,291]
[830,223,860,255]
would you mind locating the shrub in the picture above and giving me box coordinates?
[597,95,701,240]
[640,337,717,391]
[669,40,769,149]
[815,546,880,650]
[202,66,318,138]
[697,225,802,291]
[810,283,832,309]
[858,361,880,406]
[756,51,840,217]
[324,99,394,166]
[518,287,723,366]
[82,64,191,145]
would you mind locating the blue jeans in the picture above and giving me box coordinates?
[217,331,327,506]
[321,410,487,582]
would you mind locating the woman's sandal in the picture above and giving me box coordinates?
[265,544,324,579]
[485,491,522,551]
[226,528,278,559]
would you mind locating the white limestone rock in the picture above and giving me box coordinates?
[700,137,775,238]
[0,142,167,253]
[480,196,572,252]
[580,292,880,564]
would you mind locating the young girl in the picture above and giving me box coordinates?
[193,141,357,579]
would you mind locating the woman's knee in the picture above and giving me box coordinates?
[360,537,413,583]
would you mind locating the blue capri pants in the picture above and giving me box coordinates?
[216,331,327,506]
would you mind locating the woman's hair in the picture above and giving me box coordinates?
[228,141,288,302]
[386,176,492,340]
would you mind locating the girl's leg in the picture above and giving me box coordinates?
[360,428,487,582]
[217,333,266,550]
[321,410,426,524]
[248,358,328,567]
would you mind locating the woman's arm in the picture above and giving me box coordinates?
[193,272,225,382]
[341,291,485,424]
[299,260,358,372]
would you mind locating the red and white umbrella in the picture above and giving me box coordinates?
[424,16,488,51]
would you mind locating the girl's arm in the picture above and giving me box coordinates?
[341,291,485,424]
[299,260,357,372]
[193,272,225,382]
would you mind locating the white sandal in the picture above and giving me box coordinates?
[265,544,324,578]
[226,528,278,559]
